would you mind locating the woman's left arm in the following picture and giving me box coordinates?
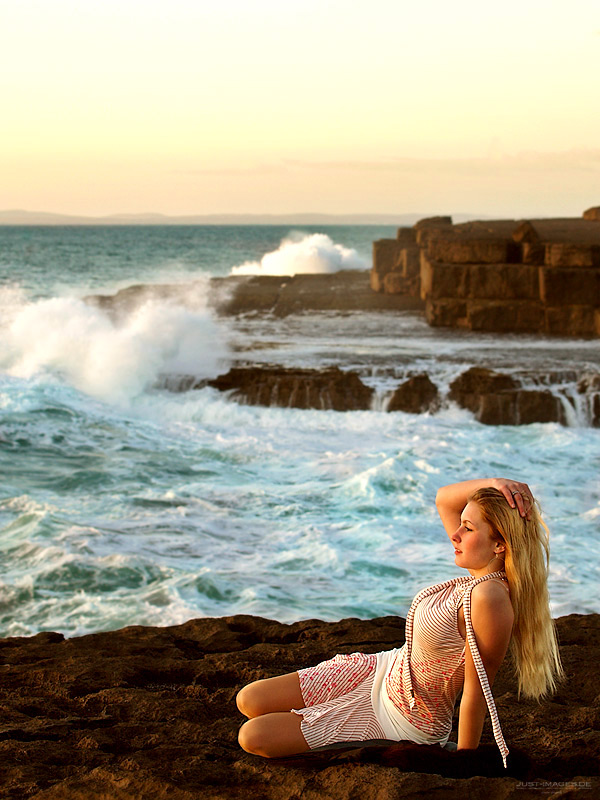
[457,582,514,751]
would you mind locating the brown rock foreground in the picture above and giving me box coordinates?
[0,613,598,799]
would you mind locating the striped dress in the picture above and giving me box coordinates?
[294,571,510,767]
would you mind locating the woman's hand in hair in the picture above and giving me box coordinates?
[491,478,533,519]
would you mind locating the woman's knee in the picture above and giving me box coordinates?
[236,680,267,718]
[238,717,269,756]
[238,714,307,758]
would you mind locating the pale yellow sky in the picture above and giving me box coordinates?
[1,0,599,217]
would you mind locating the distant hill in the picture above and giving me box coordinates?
[0,209,482,226]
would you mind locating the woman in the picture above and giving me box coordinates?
[236,478,563,768]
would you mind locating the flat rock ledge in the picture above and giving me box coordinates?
[86,271,424,320]
[0,613,598,799]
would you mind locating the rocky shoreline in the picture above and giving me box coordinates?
[88,274,600,427]
[158,365,600,426]
[1,612,598,799]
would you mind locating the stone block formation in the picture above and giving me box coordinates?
[372,207,600,337]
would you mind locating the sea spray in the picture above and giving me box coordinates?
[230,232,369,276]
[0,289,231,405]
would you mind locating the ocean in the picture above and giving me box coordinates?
[0,224,599,639]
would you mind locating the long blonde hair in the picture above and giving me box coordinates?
[469,487,563,700]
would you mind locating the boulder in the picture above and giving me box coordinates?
[578,373,600,426]
[207,366,375,411]
[448,367,566,424]
[387,374,439,413]
[449,368,517,414]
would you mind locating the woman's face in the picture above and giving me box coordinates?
[450,501,502,574]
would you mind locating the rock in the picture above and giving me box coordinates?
[210,275,289,314]
[0,613,599,798]
[387,374,439,413]
[448,367,567,425]
[414,216,453,247]
[468,263,539,301]
[539,268,600,306]
[373,212,600,337]
[212,271,425,315]
[413,215,453,229]
[427,238,519,265]
[544,305,599,338]
[512,218,600,246]
[545,243,600,268]
[449,367,517,416]
[577,373,600,426]
[396,227,417,245]
[87,272,425,318]
[383,272,412,294]
[207,366,375,411]
[583,206,600,221]
[466,300,545,333]
[420,260,470,300]
[371,241,403,292]
[425,298,468,328]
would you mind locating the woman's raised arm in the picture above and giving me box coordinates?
[435,478,533,536]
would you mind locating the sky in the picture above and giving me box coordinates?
[1,0,599,218]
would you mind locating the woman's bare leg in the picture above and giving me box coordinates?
[238,711,309,757]
[236,672,304,719]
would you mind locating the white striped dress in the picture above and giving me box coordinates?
[293,572,510,767]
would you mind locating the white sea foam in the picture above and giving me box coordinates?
[0,290,230,405]
[230,232,368,276]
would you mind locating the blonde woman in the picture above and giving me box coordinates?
[236,478,562,768]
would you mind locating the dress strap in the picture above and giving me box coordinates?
[462,571,510,768]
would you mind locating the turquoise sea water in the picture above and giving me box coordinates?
[0,225,599,637]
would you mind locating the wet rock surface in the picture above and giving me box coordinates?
[157,365,600,426]
[207,366,375,411]
[86,271,424,320]
[448,367,569,425]
[0,613,598,799]
[386,373,440,414]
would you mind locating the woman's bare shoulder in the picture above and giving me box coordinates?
[470,579,514,638]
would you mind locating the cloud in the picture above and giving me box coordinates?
[283,149,600,175]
